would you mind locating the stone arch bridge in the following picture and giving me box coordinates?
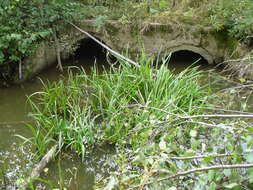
[24,20,250,80]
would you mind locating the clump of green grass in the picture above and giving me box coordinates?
[28,54,206,159]
[27,55,253,189]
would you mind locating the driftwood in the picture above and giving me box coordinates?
[23,145,57,189]
[68,21,140,68]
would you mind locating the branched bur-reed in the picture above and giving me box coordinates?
[28,54,206,159]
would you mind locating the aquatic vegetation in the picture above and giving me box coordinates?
[27,54,253,189]
[28,54,206,155]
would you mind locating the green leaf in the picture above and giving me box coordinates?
[239,78,246,83]
[159,138,167,151]
[209,182,217,190]
[247,168,253,183]
[224,169,232,177]
[245,152,253,162]
[208,170,216,182]
[224,183,238,189]
[105,176,118,190]
[0,50,5,63]
[190,130,198,137]
[9,55,20,62]
[159,0,169,9]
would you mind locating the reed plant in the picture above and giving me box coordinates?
[28,54,206,159]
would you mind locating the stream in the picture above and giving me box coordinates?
[1,49,253,189]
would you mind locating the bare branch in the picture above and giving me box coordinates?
[52,30,63,72]
[129,163,253,189]
[193,106,253,115]
[222,57,253,64]
[220,84,253,92]
[169,151,253,160]
[185,121,235,130]
[129,104,253,119]
[68,21,140,68]
[184,114,253,119]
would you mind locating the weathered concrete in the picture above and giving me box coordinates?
[22,20,252,81]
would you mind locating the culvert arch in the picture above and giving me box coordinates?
[166,45,214,64]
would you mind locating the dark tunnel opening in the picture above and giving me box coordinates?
[166,50,209,72]
[170,50,208,63]
[63,37,114,71]
[74,38,107,59]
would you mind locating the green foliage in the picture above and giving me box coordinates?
[209,0,253,45]
[26,54,253,189]
[1,0,252,67]
[28,54,206,156]
[0,0,83,65]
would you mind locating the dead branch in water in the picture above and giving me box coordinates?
[23,145,57,189]
[67,21,140,68]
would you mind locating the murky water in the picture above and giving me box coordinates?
[1,49,253,189]
[0,55,112,189]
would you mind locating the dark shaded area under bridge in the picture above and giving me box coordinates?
[166,50,209,72]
